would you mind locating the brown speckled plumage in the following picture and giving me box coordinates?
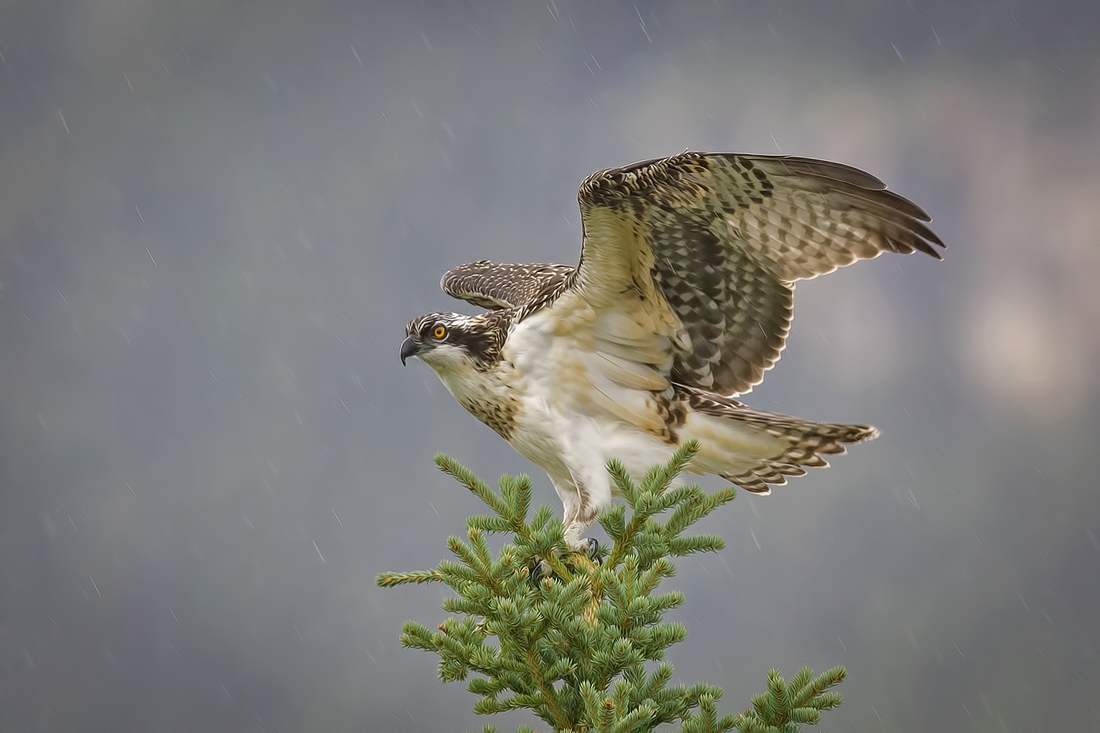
[404,151,942,545]
[441,261,575,312]
[442,152,942,397]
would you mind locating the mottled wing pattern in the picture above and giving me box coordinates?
[576,152,944,395]
[441,260,575,311]
[646,216,794,396]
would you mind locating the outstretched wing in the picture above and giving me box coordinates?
[571,152,944,395]
[441,260,575,311]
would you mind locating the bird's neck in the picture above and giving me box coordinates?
[432,362,518,440]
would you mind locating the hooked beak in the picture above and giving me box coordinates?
[400,336,420,366]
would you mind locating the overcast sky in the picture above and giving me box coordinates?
[2,2,1099,731]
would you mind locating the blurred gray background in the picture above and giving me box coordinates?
[2,2,1098,731]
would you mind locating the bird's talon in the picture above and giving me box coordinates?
[529,556,553,585]
[529,541,602,585]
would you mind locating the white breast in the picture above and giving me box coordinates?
[500,300,677,486]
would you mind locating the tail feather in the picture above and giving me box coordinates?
[676,384,878,494]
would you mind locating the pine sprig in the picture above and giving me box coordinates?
[731,667,847,733]
[378,443,845,731]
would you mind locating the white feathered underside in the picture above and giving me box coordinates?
[497,287,797,550]
[506,291,671,437]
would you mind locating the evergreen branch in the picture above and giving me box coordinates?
[380,450,846,731]
[376,568,446,586]
[732,667,846,732]
[435,453,511,518]
[524,647,571,731]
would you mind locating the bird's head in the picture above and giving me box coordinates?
[400,312,504,374]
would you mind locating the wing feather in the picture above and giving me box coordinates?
[589,350,670,392]
[441,260,574,310]
[569,152,943,395]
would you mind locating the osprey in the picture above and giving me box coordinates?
[402,152,942,551]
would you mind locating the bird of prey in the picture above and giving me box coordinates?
[401,152,942,552]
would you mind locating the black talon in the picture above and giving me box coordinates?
[530,556,552,585]
[579,538,604,567]
[529,539,602,586]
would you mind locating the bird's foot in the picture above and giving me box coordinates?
[577,537,601,559]
[530,538,602,585]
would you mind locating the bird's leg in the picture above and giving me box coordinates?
[562,446,611,559]
[562,513,600,555]
[531,476,603,584]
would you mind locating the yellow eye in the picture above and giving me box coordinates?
[432,325,447,339]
